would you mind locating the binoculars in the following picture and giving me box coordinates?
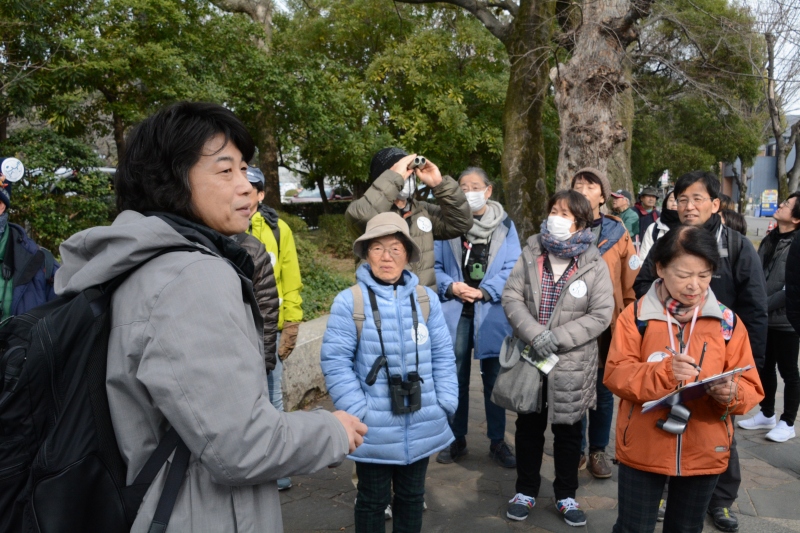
[389,372,422,415]
[656,403,692,435]
[407,156,426,170]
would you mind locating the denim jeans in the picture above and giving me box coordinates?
[451,315,506,444]
[580,365,614,453]
[267,332,284,412]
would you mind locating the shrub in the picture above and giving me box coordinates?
[276,210,308,234]
[295,236,353,320]
[318,214,355,259]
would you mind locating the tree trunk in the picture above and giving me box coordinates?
[500,0,555,239]
[605,62,634,192]
[112,112,126,164]
[315,174,330,213]
[552,0,649,190]
[788,122,800,193]
[732,164,747,214]
[256,111,281,209]
[765,33,790,200]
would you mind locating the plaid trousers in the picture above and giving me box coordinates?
[354,458,429,533]
[613,463,719,533]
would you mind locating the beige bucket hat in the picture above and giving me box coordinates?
[353,212,421,263]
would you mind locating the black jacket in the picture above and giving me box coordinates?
[786,235,800,336]
[758,229,798,332]
[633,225,768,368]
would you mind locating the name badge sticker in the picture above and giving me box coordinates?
[413,323,429,345]
[629,255,642,270]
[569,280,588,299]
[417,217,432,233]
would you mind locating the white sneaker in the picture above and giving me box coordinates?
[737,411,777,430]
[766,421,796,442]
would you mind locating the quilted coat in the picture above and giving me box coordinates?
[501,235,615,424]
[321,264,459,464]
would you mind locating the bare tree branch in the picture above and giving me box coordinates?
[606,0,656,46]
[395,0,511,43]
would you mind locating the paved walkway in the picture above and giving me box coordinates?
[282,359,800,532]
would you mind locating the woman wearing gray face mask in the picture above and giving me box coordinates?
[433,168,521,469]
[345,147,473,290]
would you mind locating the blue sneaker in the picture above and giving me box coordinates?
[507,493,535,521]
[556,497,586,527]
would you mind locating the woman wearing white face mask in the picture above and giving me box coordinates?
[433,168,522,468]
[501,190,614,527]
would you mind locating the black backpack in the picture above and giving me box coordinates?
[0,247,201,533]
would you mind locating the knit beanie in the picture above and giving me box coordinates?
[369,147,407,182]
[573,167,611,204]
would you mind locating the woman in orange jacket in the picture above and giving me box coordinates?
[604,225,763,533]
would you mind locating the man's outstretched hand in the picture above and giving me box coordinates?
[332,411,368,453]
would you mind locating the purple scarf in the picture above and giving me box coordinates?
[539,221,595,259]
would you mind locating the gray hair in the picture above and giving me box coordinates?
[458,167,492,187]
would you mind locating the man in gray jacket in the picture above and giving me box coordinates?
[346,147,472,289]
[55,102,367,533]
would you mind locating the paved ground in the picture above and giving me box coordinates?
[282,359,800,532]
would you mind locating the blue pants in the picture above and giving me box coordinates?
[451,315,506,444]
[268,332,284,412]
[581,365,614,453]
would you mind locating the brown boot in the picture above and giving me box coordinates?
[588,451,612,479]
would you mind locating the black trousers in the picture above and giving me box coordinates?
[514,379,582,500]
[355,458,429,533]
[709,420,740,509]
[760,328,800,424]
[613,463,719,533]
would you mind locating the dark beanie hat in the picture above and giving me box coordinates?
[369,147,407,181]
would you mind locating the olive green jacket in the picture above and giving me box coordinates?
[345,170,472,289]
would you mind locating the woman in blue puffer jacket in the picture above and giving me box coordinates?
[321,212,458,533]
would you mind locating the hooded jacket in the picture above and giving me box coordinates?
[55,211,348,533]
[638,218,670,261]
[501,235,614,424]
[2,223,58,317]
[434,213,521,359]
[345,170,472,289]
[619,207,640,239]
[321,264,458,465]
[249,206,303,330]
[595,214,639,331]
[634,223,768,368]
[604,286,763,477]
[758,229,799,332]
[234,233,279,370]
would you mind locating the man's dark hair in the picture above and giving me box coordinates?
[252,180,264,193]
[789,191,800,221]
[115,102,255,220]
[722,209,747,235]
[650,225,720,272]
[547,190,594,231]
[673,171,720,201]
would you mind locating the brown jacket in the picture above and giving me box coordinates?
[502,236,614,424]
[345,170,472,289]
[604,286,763,477]
[596,214,639,331]
[235,233,279,371]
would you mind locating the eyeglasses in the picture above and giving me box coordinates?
[368,245,406,258]
[676,196,712,208]
[779,199,792,208]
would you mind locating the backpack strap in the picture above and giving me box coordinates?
[633,297,648,337]
[415,285,430,323]
[350,284,365,344]
[726,227,742,272]
[272,224,281,258]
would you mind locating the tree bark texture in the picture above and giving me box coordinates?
[552,0,652,190]
[500,0,555,239]
[605,62,634,192]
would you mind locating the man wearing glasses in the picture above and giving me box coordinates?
[633,170,768,532]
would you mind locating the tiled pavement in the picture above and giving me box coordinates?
[282,359,800,532]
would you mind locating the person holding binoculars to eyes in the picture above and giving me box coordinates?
[604,225,763,533]
[321,212,458,533]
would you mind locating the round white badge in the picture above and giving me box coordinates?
[647,351,669,363]
[413,323,429,345]
[417,217,432,233]
[268,251,277,266]
[1,157,24,182]
[569,280,587,299]
[629,255,642,270]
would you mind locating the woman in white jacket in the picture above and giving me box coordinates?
[639,190,679,260]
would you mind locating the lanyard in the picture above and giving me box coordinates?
[666,305,700,354]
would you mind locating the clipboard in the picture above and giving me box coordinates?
[641,366,752,413]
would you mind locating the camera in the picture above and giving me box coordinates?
[656,403,692,435]
[407,156,426,170]
[389,372,423,415]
